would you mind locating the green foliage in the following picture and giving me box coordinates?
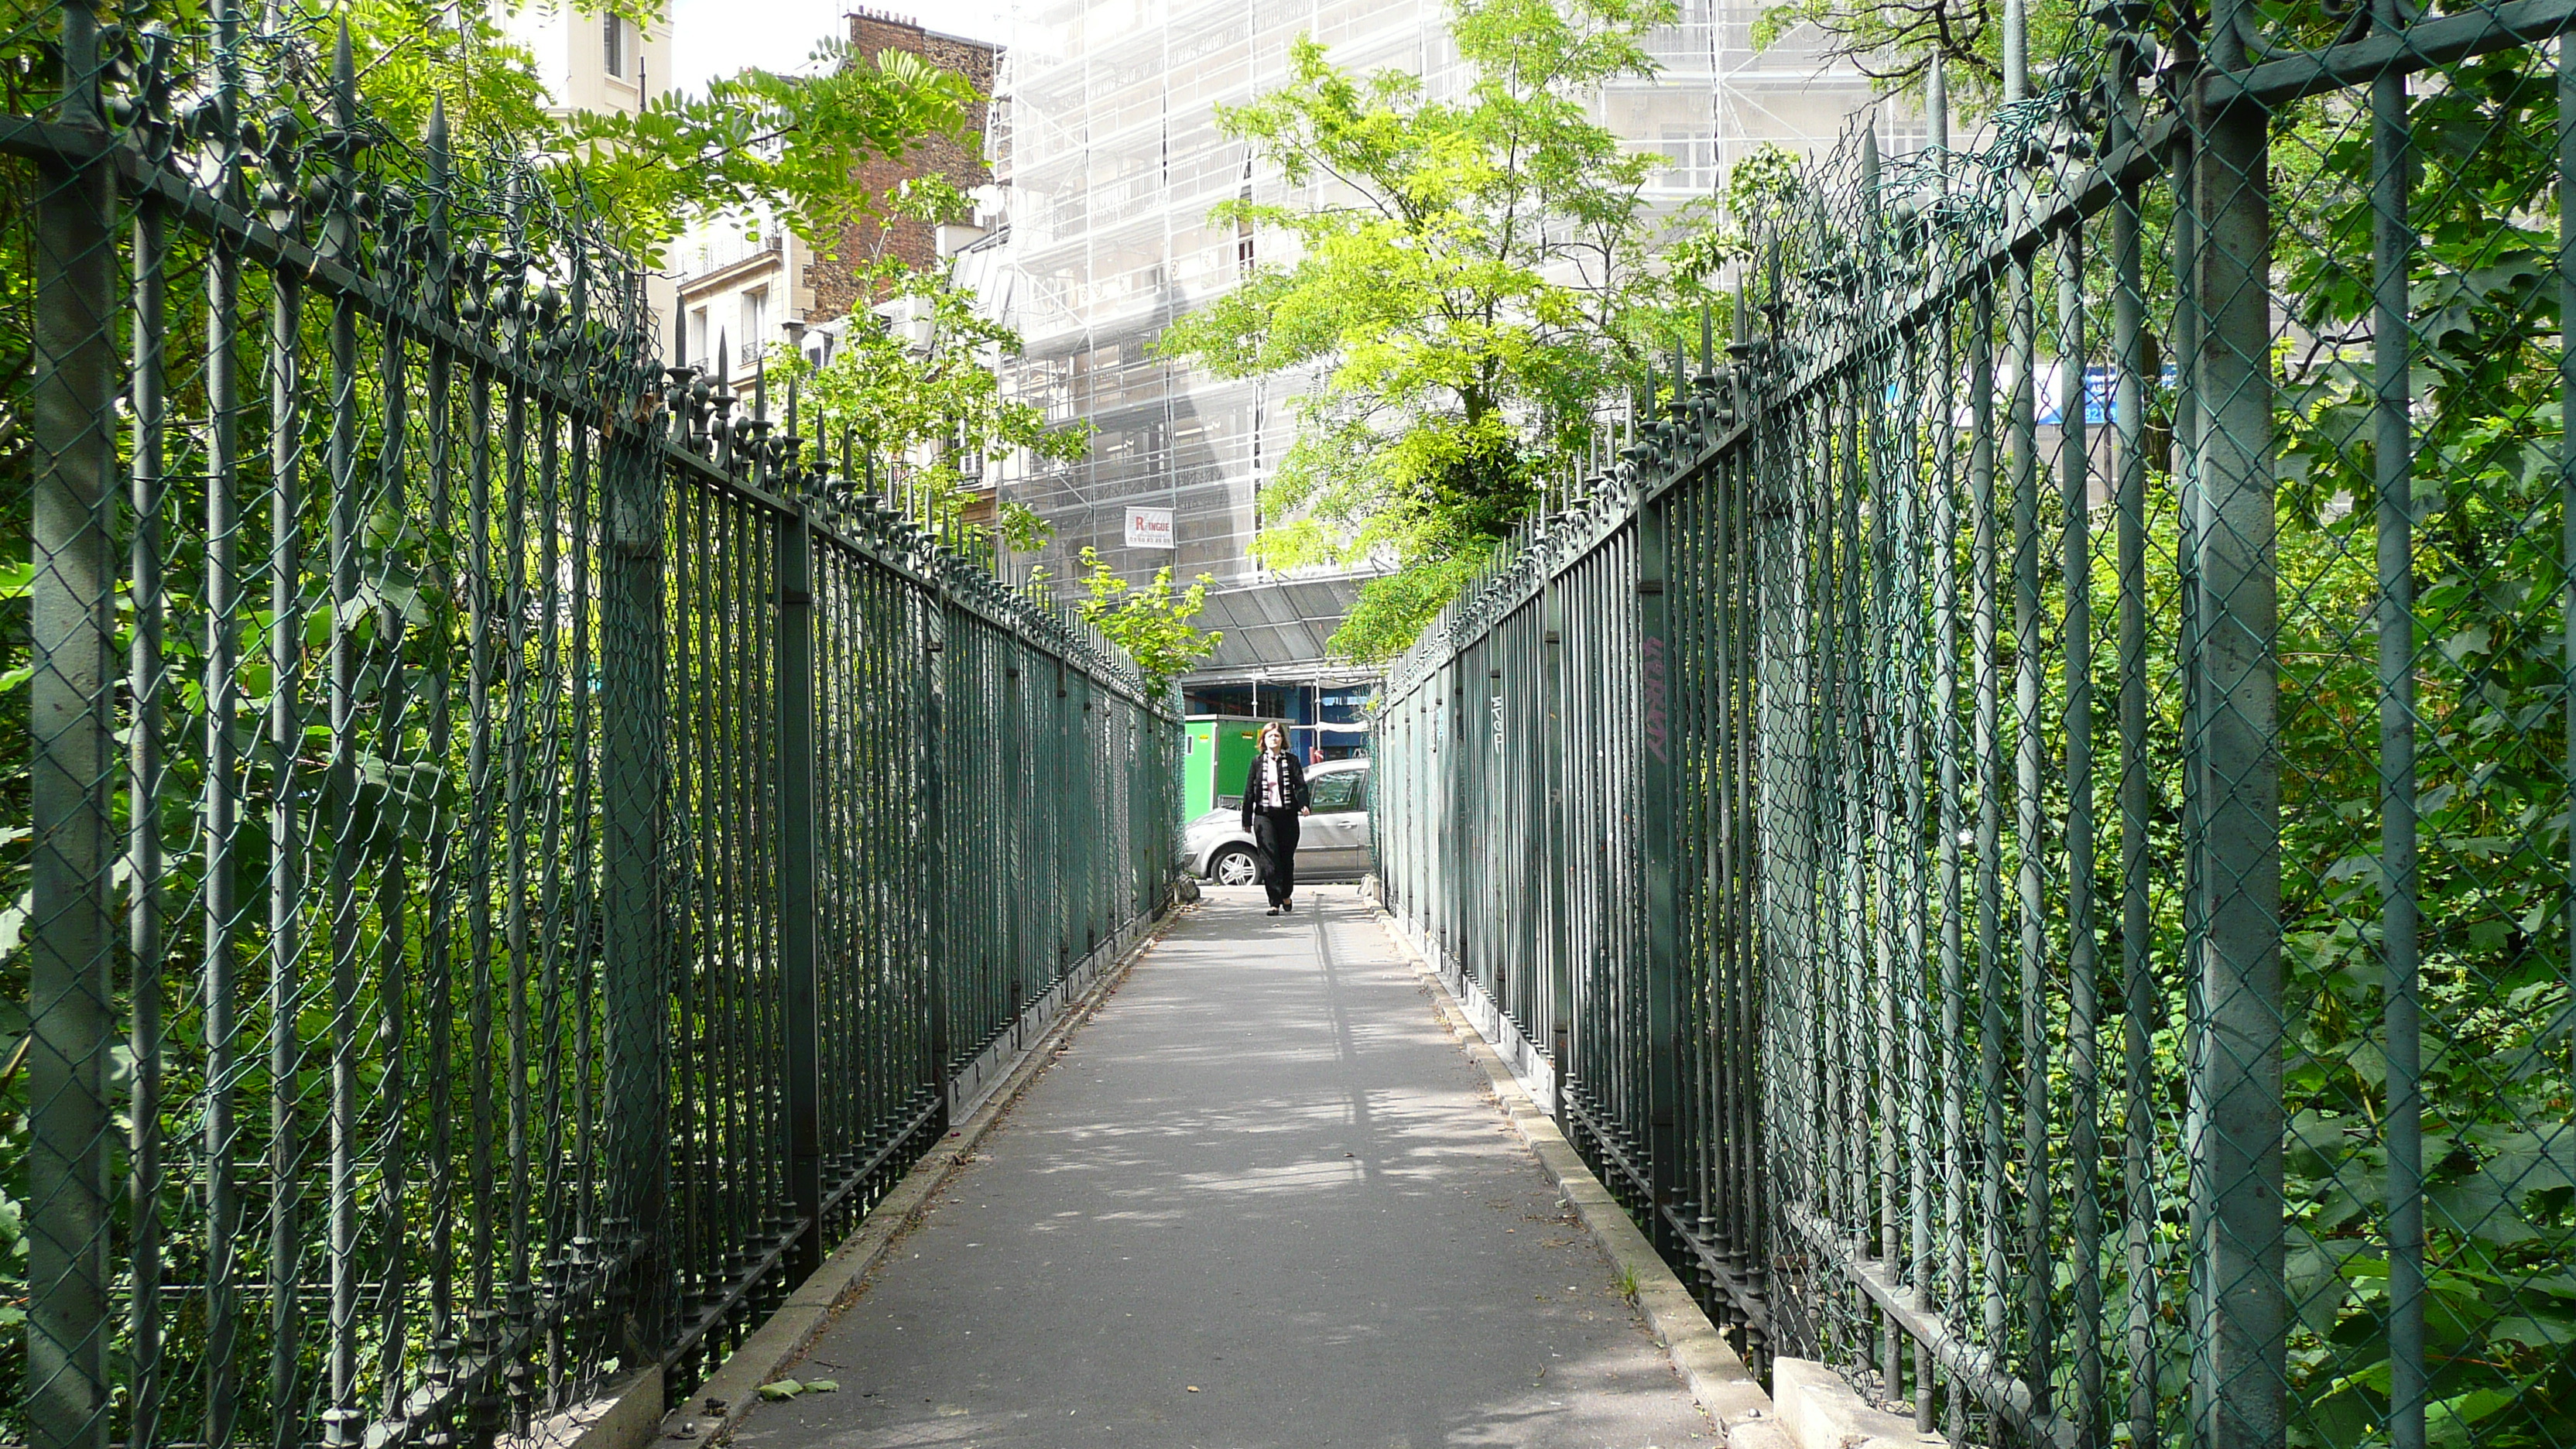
[0,7,994,1439]
[1064,548,1221,690]
[1658,139,1806,284]
[1156,0,1704,663]
[337,0,563,152]
[766,242,1082,556]
[563,39,977,254]
[1328,546,1495,666]
[1688,4,2574,1438]
[2260,53,2576,1449]
[321,0,976,256]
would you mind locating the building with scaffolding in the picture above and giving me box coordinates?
[977,0,1878,727]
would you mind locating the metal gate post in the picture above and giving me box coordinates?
[2190,12,2287,1447]
[1452,659,1473,964]
[1078,670,1099,958]
[777,504,824,1280]
[601,361,672,1354]
[1053,657,1070,975]
[922,598,951,1127]
[1545,577,1571,1125]
[26,5,118,1445]
[1639,495,1683,1242]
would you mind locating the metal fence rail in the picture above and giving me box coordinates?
[1,7,1182,1447]
[1375,5,2576,1448]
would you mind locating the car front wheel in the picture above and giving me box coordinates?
[1209,845,1260,887]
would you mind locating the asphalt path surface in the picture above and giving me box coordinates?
[730,884,1711,1449]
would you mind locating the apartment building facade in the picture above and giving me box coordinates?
[977,0,1879,711]
[505,2,678,332]
[508,2,672,120]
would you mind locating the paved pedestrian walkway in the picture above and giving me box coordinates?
[732,884,1711,1449]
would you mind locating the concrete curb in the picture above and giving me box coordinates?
[1365,908,1787,1449]
[601,904,1188,1449]
[1771,1357,1946,1449]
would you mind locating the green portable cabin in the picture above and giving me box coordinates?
[1184,715,1288,820]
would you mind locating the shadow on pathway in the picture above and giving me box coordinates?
[729,885,1710,1449]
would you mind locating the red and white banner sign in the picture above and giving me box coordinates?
[1124,506,1176,549]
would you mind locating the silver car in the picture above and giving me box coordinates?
[1180,758,1372,886]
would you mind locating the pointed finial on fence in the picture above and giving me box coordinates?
[2003,0,2028,101]
[711,333,733,461]
[784,396,805,494]
[1861,119,1880,216]
[1927,53,1948,154]
[427,97,450,242]
[333,19,354,115]
[1700,304,1713,373]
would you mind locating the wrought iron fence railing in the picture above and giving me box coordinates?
[1,6,1184,1447]
[1375,5,2576,1448]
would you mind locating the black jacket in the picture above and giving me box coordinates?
[1239,749,1310,827]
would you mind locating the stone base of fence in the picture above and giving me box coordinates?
[1772,1358,1948,1449]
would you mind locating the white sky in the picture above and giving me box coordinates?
[668,0,1019,94]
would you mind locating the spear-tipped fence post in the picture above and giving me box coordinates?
[776,435,823,1282]
[2187,0,2287,1438]
[28,2,119,1443]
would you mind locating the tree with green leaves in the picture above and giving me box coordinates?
[327,0,978,257]
[562,38,976,255]
[1062,548,1222,691]
[1746,0,2067,98]
[1156,0,1705,663]
[769,229,1080,557]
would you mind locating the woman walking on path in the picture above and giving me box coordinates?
[1239,723,1310,915]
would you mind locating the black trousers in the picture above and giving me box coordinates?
[1252,809,1300,907]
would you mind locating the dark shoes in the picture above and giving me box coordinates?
[1266,906,1279,916]
[1283,898,1295,913]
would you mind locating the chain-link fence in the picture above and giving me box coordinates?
[1374,4,2576,1447]
[2,4,1185,1445]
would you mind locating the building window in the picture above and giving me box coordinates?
[741,288,769,365]
[687,307,709,371]
[603,14,627,78]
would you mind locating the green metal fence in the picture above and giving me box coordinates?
[1375,5,2576,1447]
[0,6,1182,1446]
